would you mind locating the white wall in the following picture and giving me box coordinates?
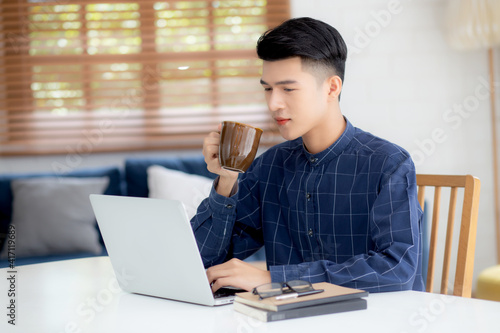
[292,0,500,291]
[0,0,498,292]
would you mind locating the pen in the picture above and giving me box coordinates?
[275,288,324,301]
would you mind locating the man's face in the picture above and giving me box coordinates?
[260,57,331,141]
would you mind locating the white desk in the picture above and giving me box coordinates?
[1,257,500,333]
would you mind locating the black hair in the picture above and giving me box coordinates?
[256,17,347,84]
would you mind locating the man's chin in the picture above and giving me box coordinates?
[279,128,301,142]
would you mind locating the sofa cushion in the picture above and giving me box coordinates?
[147,165,212,220]
[0,166,124,252]
[125,156,217,197]
[0,177,108,259]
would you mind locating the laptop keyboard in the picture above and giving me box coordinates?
[214,287,246,299]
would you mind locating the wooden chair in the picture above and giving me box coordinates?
[416,174,481,298]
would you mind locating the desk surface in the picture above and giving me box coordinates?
[1,257,500,333]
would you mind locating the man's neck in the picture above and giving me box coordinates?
[302,111,346,155]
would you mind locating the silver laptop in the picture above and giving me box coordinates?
[89,194,238,306]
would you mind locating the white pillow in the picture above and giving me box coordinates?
[0,177,108,259]
[147,165,212,220]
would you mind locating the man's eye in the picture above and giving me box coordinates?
[264,87,272,91]
[284,88,295,92]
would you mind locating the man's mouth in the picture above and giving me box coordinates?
[275,118,290,126]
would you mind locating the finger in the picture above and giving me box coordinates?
[203,135,220,153]
[211,277,234,293]
[206,264,231,284]
[204,146,218,159]
[203,138,221,160]
[203,134,220,149]
[206,260,244,290]
[208,130,221,140]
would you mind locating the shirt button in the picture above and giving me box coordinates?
[310,157,318,163]
[308,228,313,237]
[226,204,233,209]
[306,193,311,201]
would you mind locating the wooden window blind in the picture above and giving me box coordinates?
[0,0,289,156]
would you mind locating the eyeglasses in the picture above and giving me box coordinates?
[252,280,324,300]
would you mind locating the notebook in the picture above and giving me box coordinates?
[89,194,238,306]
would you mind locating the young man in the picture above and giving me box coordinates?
[192,17,424,293]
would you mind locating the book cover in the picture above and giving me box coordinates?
[235,282,368,312]
[234,297,367,322]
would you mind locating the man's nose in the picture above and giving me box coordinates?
[267,91,284,112]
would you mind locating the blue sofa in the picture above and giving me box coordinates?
[0,155,263,268]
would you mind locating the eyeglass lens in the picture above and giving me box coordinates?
[254,280,313,299]
[286,280,313,293]
[254,282,283,298]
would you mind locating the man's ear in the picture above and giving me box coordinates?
[326,75,342,101]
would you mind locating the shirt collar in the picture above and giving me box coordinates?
[301,117,355,166]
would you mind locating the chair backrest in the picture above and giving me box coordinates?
[416,174,481,298]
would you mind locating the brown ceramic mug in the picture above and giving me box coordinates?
[219,121,263,173]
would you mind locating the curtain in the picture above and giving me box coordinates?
[0,0,289,155]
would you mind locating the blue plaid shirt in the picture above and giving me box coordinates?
[191,119,425,292]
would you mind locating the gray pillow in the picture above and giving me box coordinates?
[0,177,109,258]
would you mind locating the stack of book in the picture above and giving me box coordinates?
[233,282,368,322]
